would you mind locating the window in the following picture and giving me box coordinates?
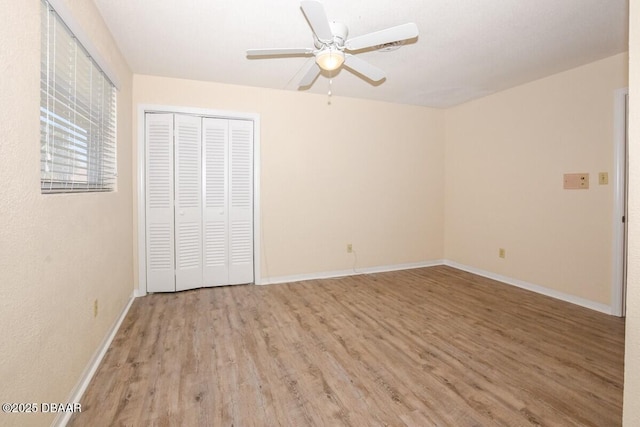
[40,0,117,193]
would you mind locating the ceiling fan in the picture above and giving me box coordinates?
[246,1,419,88]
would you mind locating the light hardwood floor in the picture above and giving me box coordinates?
[69,266,625,426]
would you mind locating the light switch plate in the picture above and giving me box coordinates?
[599,172,609,185]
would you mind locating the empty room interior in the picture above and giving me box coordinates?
[2,0,640,426]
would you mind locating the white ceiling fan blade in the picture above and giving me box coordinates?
[344,55,386,82]
[247,48,314,57]
[345,23,419,51]
[298,60,321,88]
[300,1,334,42]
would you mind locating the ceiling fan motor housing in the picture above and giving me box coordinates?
[314,21,348,49]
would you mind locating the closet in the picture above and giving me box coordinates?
[144,112,254,292]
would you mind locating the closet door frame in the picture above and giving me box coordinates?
[136,104,262,296]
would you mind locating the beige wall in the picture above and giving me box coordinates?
[444,53,628,307]
[133,76,446,284]
[0,0,133,426]
[624,0,640,424]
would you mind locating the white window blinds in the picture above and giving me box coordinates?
[40,0,117,193]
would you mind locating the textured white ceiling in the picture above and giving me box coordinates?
[93,0,628,107]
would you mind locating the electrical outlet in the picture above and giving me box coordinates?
[347,244,353,253]
[93,299,98,317]
[499,248,506,259]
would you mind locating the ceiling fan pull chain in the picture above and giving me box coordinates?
[328,77,333,105]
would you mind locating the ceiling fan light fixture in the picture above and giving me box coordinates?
[315,47,345,71]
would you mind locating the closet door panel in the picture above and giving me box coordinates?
[228,119,254,285]
[202,118,229,286]
[145,113,254,292]
[145,113,175,292]
[174,114,203,291]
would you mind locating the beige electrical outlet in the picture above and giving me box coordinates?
[347,244,353,253]
[93,299,98,317]
[499,248,506,259]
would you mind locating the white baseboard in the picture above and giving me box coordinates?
[134,289,147,298]
[443,260,612,314]
[360,260,444,274]
[53,292,136,427]
[260,260,444,285]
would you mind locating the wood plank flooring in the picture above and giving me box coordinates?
[69,266,625,426]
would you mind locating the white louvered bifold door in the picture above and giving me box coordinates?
[228,119,254,285]
[145,113,253,293]
[203,118,229,286]
[145,113,176,292]
[174,114,203,291]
